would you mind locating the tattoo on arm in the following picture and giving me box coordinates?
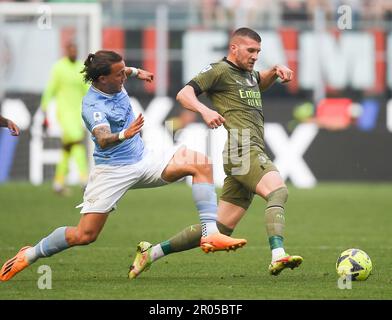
[93,125,120,149]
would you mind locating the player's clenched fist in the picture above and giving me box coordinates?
[275,65,293,83]
[201,109,225,129]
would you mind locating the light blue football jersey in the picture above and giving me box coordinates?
[82,86,144,165]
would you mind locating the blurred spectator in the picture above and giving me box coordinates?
[381,0,392,23]
[201,0,219,28]
[40,42,89,196]
[47,0,97,2]
[253,0,282,28]
[363,0,384,23]
[282,0,309,22]
[306,0,333,21]
[214,0,236,28]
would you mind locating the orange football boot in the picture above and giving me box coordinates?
[200,233,247,253]
[0,246,31,281]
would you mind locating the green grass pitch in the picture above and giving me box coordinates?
[0,182,391,300]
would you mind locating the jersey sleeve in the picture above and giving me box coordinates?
[188,63,223,95]
[82,102,110,133]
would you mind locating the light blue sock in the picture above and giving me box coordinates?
[192,183,219,237]
[25,227,70,263]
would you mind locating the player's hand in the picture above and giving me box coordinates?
[201,109,225,129]
[275,65,293,83]
[7,119,20,136]
[136,69,154,83]
[124,113,144,139]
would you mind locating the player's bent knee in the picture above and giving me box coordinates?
[199,161,212,174]
[192,160,212,178]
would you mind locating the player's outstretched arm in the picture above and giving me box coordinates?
[93,114,144,149]
[259,65,293,91]
[125,67,154,82]
[176,85,225,129]
[0,115,20,136]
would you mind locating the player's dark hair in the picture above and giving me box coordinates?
[231,27,261,42]
[81,50,123,83]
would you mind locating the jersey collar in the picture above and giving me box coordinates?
[91,85,116,98]
[223,57,244,72]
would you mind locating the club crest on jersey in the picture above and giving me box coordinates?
[200,65,212,73]
[93,112,102,122]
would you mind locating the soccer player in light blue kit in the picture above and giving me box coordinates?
[0,50,246,282]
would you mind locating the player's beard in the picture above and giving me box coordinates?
[245,58,256,71]
[237,57,255,72]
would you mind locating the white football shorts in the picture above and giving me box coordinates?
[76,145,184,214]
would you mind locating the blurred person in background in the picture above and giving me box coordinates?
[40,42,89,196]
[200,0,219,28]
[306,0,333,20]
[214,0,261,28]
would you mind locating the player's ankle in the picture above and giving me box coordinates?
[24,247,38,264]
[202,222,219,236]
[271,247,286,262]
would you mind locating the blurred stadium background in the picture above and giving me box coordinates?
[1,0,391,187]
